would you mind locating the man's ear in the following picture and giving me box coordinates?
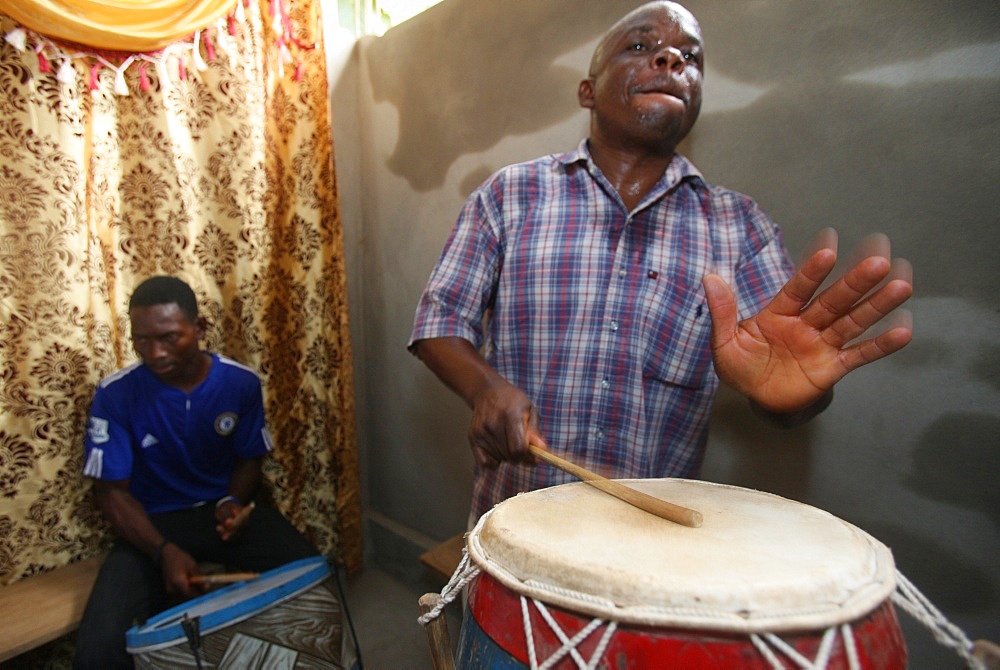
[578,78,596,109]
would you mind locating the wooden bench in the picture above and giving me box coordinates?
[419,534,465,582]
[0,553,104,662]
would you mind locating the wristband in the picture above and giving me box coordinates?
[215,495,241,509]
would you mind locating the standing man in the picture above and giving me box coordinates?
[408,1,913,521]
[75,276,335,669]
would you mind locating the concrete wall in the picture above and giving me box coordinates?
[327,1,1000,665]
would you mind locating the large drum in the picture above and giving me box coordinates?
[127,556,344,669]
[455,479,907,669]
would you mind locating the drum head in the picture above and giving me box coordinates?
[468,479,896,633]
[126,556,331,653]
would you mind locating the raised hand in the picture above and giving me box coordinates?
[702,228,913,414]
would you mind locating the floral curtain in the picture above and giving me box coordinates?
[0,0,361,592]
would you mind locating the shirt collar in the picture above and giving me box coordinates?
[559,139,707,194]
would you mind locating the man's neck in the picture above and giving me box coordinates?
[169,351,213,394]
[588,137,676,212]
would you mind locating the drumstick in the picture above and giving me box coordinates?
[190,572,260,585]
[528,444,703,528]
[231,501,255,526]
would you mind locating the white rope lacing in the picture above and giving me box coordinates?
[521,595,617,670]
[749,623,861,670]
[417,549,986,670]
[892,570,984,670]
[416,547,479,626]
[746,569,987,670]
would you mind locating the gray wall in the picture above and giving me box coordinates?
[327,1,1000,666]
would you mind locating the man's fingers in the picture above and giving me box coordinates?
[472,445,499,468]
[767,247,839,317]
[838,309,913,372]
[796,233,905,333]
[817,258,912,347]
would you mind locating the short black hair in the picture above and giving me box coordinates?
[128,276,199,321]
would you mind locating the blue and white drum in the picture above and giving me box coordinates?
[127,556,344,669]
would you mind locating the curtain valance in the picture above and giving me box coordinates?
[1,0,235,51]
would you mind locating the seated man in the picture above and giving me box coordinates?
[74,276,332,669]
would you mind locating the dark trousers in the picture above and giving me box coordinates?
[73,503,320,669]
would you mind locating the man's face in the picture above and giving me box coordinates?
[130,303,204,386]
[580,2,704,154]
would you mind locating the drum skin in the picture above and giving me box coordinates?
[127,557,343,669]
[458,571,907,669]
[456,479,908,669]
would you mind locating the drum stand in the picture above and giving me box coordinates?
[419,592,455,670]
[180,615,205,670]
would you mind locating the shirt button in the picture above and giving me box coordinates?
[618,268,627,278]
[600,378,610,389]
[595,428,605,439]
[609,321,619,332]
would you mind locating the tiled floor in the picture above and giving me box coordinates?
[343,567,463,670]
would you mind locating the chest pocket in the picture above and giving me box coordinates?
[640,269,714,389]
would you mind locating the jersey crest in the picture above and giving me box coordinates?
[215,412,238,436]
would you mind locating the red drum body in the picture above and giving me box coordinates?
[456,480,907,669]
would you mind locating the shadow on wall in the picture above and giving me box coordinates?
[364,0,643,192]
[867,410,1000,618]
[367,0,1000,310]
[905,411,1000,529]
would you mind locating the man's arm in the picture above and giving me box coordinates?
[413,336,542,467]
[93,479,200,596]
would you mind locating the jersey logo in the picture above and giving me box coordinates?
[215,412,238,436]
[88,417,110,444]
[141,434,159,449]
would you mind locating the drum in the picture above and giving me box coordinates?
[127,556,344,669]
[454,479,907,669]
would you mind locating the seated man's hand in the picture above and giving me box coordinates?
[215,499,255,541]
[160,543,203,597]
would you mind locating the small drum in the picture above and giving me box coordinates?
[455,479,906,669]
[127,556,344,669]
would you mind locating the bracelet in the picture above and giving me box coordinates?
[154,539,170,566]
[215,495,241,509]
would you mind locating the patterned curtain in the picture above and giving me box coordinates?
[0,0,362,592]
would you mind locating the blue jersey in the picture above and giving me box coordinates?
[83,353,274,514]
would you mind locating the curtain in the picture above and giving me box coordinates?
[0,0,361,595]
[1,0,236,51]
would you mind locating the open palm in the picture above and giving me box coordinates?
[702,231,913,413]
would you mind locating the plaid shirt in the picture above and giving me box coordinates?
[410,140,795,519]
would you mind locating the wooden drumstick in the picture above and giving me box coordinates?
[231,501,255,526]
[528,444,703,528]
[190,572,260,585]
